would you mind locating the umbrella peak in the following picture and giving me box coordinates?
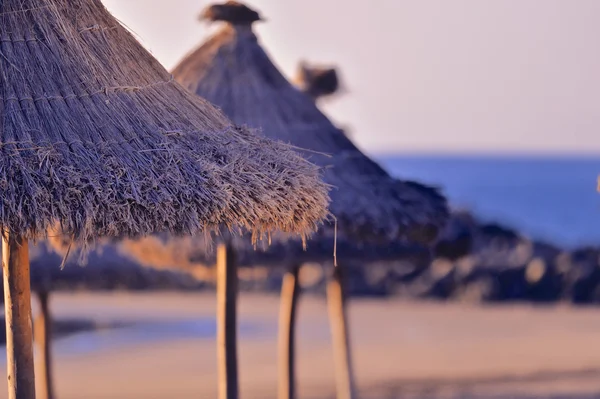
[200,1,263,25]
[295,61,341,100]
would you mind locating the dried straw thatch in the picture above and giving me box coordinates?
[119,180,444,270]
[0,0,329,245]
[172,1,448,243]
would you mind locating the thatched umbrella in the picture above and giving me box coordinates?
[26,240,202,399]
[172,3,448,399]
[0,1,329,398]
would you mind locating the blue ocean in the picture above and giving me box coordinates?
[377,154,600,249]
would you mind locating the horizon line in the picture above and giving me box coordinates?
[370,149,600,159]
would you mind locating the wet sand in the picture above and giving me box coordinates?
[0,293,599,398]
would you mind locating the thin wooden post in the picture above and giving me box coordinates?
[327,265,356,399]
[216,242,238,399]
[34,291,54,399]
[2,234,36,399]
[278,265,301,399]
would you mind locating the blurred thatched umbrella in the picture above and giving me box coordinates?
[26,240,201,399]
[172,3,448,399]
[0,0,329,398]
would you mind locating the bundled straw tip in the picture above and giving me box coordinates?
[296,60,341,99]
[200,1,263,25]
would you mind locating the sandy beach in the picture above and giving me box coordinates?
[0,293,599,399]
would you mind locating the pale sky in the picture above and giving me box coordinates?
[102,0,600,154]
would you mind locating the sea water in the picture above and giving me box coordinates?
[377,154,600,248]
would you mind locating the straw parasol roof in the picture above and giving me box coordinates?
[172,1,448,244]
[0,0,329,245]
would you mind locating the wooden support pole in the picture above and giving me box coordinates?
[327,265,356,399]
[216,242,238,399]
[2,234,36,399]
[34,291,54,399]
[277,265,301,399]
